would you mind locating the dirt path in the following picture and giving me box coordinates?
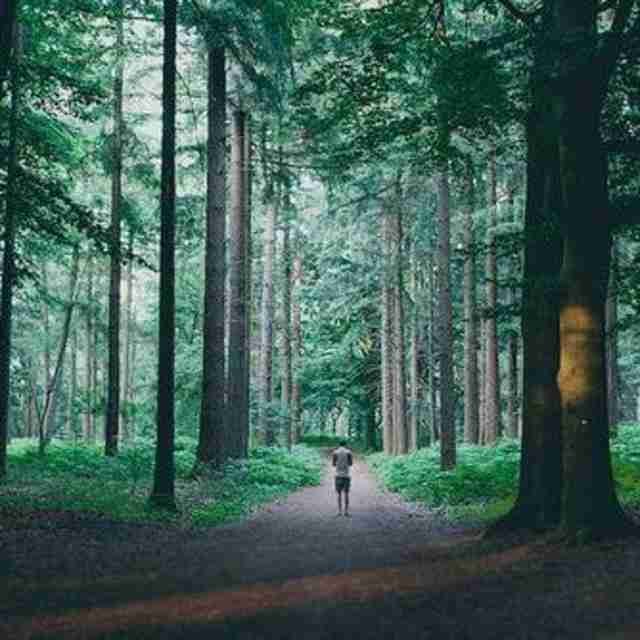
[3,455,640,639]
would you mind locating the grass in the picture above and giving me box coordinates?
[368,424,640,526]
[0,437,323,528]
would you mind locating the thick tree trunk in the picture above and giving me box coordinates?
[484,145,500,444]
[0,24,21,478]
[605,241,619,436]
[227,107,249,458]
[436,170,456,469]
[197,46,227,469]
[150,0,177,510]
[463,158,480,444]
[105,0,125,457]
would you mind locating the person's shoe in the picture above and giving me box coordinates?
[344,512,351,517]
[336,512,342,517]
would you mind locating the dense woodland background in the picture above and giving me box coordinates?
[1,0,640,541]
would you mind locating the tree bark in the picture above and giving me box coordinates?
[381,205,395,455]
[409,248,421,452]
[150,0,177,510]
[121,228,134,443]
[196,45,227,469]
[463,158,480,444]
[484,145,500,444]
[437,169,456,470]
[291,252,303,443]
[280,193,293,451]
[85,258,94,442]
[0,22,21,478]
[259,131,277,446]
[227,107,249,458]
[242,115,252,457]
[605,240,619,436]
[105,0,125,457]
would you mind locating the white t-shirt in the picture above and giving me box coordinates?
[332,446,353,478]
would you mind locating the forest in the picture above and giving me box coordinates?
[3,0,640,638]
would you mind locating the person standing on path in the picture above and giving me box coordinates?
[332,440,353,516]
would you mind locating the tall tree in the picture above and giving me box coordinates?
[291,251,303,443]
[484,145,500,444]
[150,0,177,510]
[463,157,480,444]
[196,43,227,469]
[606,240,619,435]
[105,0,125,457]
[280,192,293,451]
[227,106,249,457]
[0,20,21,479]
[381,203,395,455]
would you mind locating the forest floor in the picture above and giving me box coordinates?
[2,453,640,639]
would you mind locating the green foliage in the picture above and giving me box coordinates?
[369,426,640,524]
[1,439,322,527]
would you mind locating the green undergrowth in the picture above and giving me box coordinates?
[368,424,640,526]
[1,438,323,527]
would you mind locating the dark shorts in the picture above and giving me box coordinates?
[335,477,351,493]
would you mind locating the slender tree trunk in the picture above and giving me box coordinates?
[259,132,277,446]
[227,107,249,458]
[391,199,407,454]
[85,258,94,442]
[291,253,303,443]
[409,250,420,452]
[150,0,177,510]
[463,158,480,444]
[437,169,455,469]
[280,194,293,451]
[426,255,437,444]
[605,240,619,436]
[121,228,134,443]
[0,23,21,477]
[39,247,80,454]
[243,115,252,457]
[70,327,78,441]
[381,206,395,455]
[105,0,125,456]
[196,45,227,469]
[128,313,137,439]
[0,0,17,101]
[484,145,500,444]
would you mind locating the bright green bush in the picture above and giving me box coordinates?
[2,439,323,527]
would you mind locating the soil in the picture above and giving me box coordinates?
[2,453,640,639]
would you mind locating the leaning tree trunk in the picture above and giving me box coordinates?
[463,157,479,444]
[436,169,455,470]
[484,145,500,444]
[105,0,125,457]
[227,107,249,459]
[149,0,177,510]
[196,45,227,470]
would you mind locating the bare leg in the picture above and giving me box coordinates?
[337,490,342,515]
[344,491,350,516]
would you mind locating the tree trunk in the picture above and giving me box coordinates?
[391,198,407,455]
[484,145,500,444]
[259,131,277,446]
[291,252,303,443]
[409,249,420,452]
[227,107,249,458]
[150,0,177,510]
[242,115,252,457]
[85,258,94,442]
[436,169,455,469]
[381,206,395,455]
[426,255,437,444]
[105,0,125,457]
[121,228,134,443]
[605,241,619,436]
[70,327,79,441]
[463,157,480,444]
[39,247,80,454]
[280,193,293,451]
[0,22,21,477]
[196,45,227,469]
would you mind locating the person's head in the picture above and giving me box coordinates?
[339,440,347,448]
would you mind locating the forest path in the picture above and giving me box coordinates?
[3,453,640,639]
